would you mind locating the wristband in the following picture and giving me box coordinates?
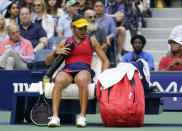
[53,50,58,57]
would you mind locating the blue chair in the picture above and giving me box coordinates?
[47,37,66,50]
[33,49,53,69]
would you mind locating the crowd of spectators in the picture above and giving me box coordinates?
[0,0,181,71]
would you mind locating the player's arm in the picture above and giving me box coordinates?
[91,38,110,71]
[45,39,66,65]
[166,58,182,70]
[57,30,64,37]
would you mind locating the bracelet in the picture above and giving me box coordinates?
[53,50,58,57]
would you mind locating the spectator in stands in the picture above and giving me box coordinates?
[158,36,182,71]
[93,0,116,47]
[4,1,19,27]
[105,0,126,59]
[84,9,108,50]
[46,0,64,18]
[45,0,65,36]
[0,23,34,70]
[94,0,125,62]
[87,0,94,8]
[123,0,136,29]
[32,0,54,38]
[0,14,9,44]
[60,0,67,9]
[142,0,152,17]
[77,0,91,16]
[19,7,48,52]
[46,14,110,127]
[136,0,147,28]
[105,0,125,24]
[57,0,79,37]
[20,0,33,13]
[167,24,182,55]
[122,34,155,71]
[163,0,171,7]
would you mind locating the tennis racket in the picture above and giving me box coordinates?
[30,83,52,126]
[45,42,74,78]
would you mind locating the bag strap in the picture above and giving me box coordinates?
[96,81,101,101]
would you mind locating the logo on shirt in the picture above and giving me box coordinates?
[84,41,87,45]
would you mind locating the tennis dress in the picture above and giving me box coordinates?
[61,36,95,78]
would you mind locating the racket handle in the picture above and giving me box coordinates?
[45,42,74,78]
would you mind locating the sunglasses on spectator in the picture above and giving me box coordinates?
[89,15,96,19]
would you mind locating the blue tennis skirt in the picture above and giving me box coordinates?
[61,62,95,79]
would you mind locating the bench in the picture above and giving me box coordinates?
[10,91,182,124]
[145,92,182,114]
[10,91,98,124]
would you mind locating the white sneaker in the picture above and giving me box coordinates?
[48,116,60,127]
[76,115,87,127]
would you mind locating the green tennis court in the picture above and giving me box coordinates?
[1,110,182,131]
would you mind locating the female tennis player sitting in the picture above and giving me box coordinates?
[46,14,110,127]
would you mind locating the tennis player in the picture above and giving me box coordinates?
[46,14,110,127]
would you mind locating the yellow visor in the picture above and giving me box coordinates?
[72,18,88,28]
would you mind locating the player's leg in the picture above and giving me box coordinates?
[74,70,91,127]
[48,71,73,127]
[52,72,73,116]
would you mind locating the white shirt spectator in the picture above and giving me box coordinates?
[32,13,54,39]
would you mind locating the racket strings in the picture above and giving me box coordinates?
[31,103,52,125]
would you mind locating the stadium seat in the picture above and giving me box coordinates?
[33,49,53,70]
[47,36,66,50]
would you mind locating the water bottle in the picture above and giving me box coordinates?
[43,75,50,92]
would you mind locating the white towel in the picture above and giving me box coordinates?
[44,83,96,100]
[98,63,139,89]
